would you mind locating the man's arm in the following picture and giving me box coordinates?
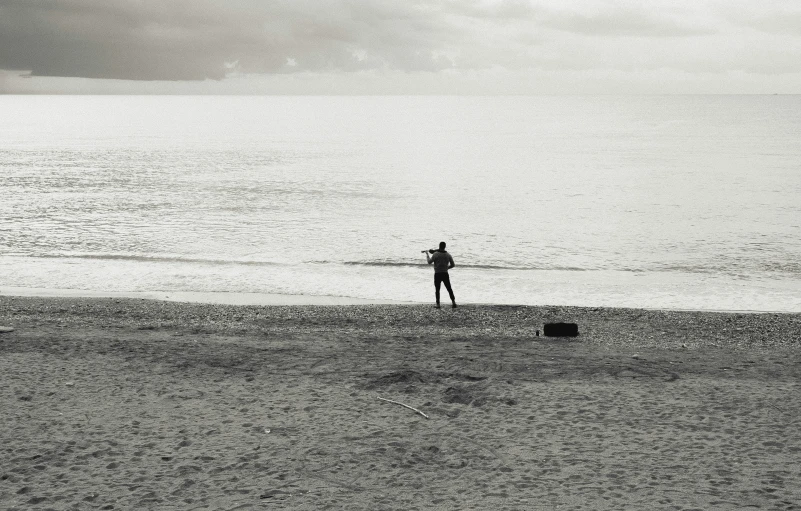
[448,254,455,269]
[426,252,433,264]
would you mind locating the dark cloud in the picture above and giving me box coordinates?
[0,1,239,79]
[0,0,460,81]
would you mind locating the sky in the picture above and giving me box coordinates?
[1,0,800,94]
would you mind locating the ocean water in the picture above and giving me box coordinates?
[1,95,800,312]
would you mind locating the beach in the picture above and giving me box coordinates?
[1,295,800,510]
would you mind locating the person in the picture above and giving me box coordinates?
[424,241,457,309]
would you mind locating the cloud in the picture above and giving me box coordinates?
[717,1,801,36]
[0,0,467,81]
[0,0,726,83]
[539,7,715,37]
[0,0,235,80]
[0,0,799,93]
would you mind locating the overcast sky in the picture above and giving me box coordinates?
[1,0,800,94]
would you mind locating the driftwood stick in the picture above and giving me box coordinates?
[377,396,429,419]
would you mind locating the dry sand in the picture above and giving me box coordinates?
[1,296,800,510]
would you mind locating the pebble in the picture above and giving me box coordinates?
[2,296,800,350]
[0,326,14,333]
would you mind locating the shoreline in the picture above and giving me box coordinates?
[1,285,796,314]
[2,295,800,351]
[0,286,415,306]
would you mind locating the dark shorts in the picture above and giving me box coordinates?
[434,272,452,288]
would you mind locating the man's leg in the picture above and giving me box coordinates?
[442,273,456,307]
[434,274,442,307]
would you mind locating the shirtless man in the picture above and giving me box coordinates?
[424,241,457,309]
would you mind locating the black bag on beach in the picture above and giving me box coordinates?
[543,322,579,337]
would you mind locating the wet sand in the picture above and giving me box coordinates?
[1,296,800,510]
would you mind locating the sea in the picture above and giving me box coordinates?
[1,95,800,312]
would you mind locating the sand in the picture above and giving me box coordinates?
[1,296,800,510]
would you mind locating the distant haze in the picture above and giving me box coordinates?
[1,0,800,94]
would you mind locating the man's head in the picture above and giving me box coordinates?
[439,241,446,251]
